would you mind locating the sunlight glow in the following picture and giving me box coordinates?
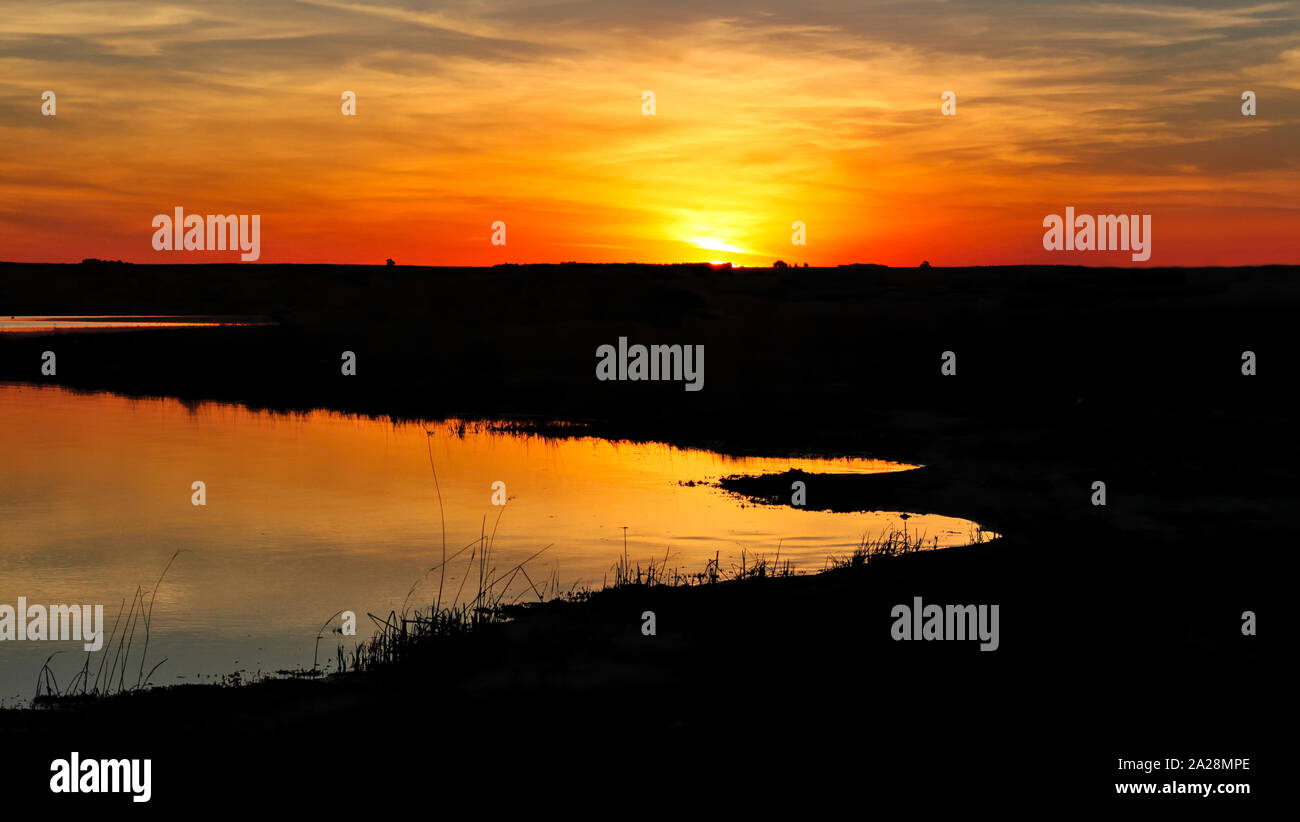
[690,237,746,255]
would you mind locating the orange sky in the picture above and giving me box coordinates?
[1,1,1298,266]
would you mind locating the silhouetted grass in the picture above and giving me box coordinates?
[35,550,179,705]
[827,526,939,570]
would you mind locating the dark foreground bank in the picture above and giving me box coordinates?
[0,535,1275,811]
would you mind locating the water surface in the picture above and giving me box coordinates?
[0,315,273,333]
[0,383,984,704]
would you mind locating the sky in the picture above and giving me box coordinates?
[1,0,1298,266]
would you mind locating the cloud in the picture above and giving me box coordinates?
[1,0,1298,265]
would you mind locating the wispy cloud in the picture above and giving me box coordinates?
[1,0,1297,265]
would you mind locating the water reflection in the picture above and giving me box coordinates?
[0,315,274,333]
[0,383,982,703]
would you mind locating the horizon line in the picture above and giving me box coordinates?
[4,260,1299,270]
